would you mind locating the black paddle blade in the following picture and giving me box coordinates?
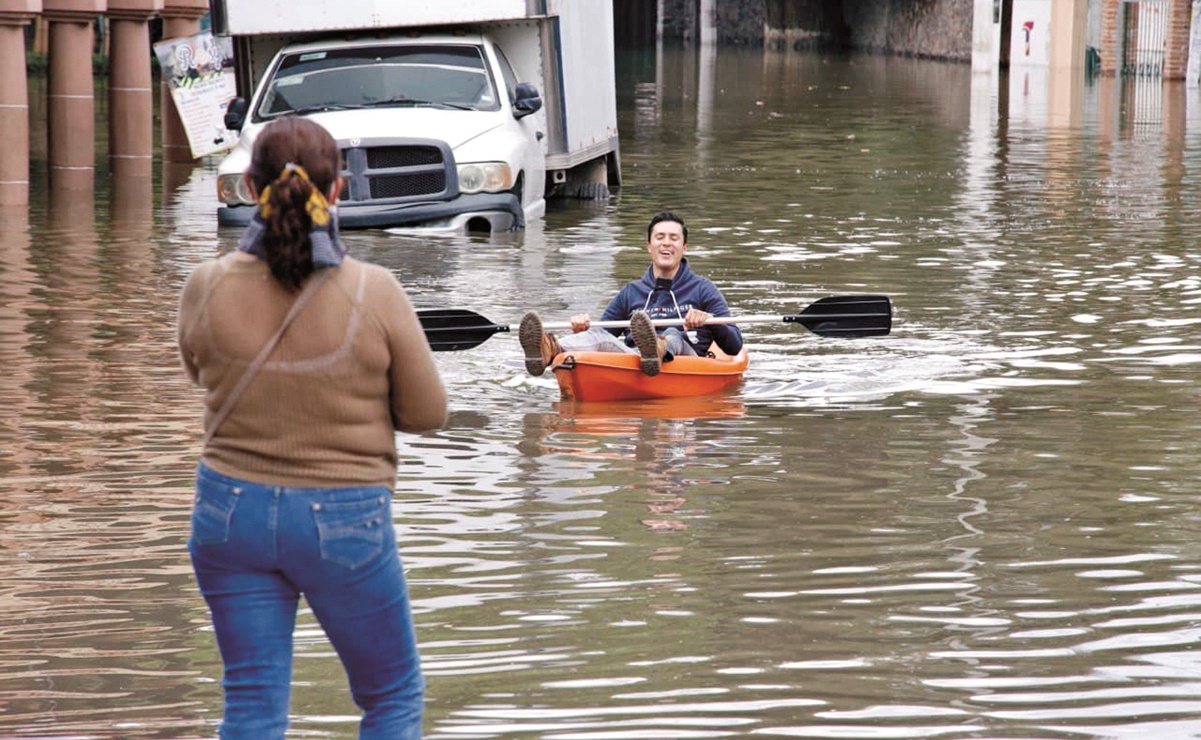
[418,309,509,351]
[787,295,892,337]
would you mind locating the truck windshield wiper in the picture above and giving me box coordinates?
[364,97,475,111]
[288,103,370,115]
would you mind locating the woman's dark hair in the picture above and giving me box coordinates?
[647,211,687,244]
[248,116,340,292]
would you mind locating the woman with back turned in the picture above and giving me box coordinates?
[177,115,447,739]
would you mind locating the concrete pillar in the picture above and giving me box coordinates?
[971,0,1002,71]
[32,13,47,52]
[0,204,36,447]
[1047,64,1085,127]
[110,154,154,277]
[43,187,100,400]
[107,0,163,178]
[0,1,40,206]
[44,1,106,194]
[110,160,154,286]
[696,0,710,45]
[1045,0,1087,127]
[160,0,207,163]
[1049,0,1087,73]
[699,0,716,44]
[1188,0,1201,84]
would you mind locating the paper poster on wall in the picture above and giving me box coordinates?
[153,32,239,159]
[1009,0,1052,67]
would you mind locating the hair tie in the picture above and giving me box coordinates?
[256,163,330,225]
[257,183,275,219]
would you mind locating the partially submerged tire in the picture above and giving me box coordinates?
[574,181,610,200]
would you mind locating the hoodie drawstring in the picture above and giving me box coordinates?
[643,284,696,345]
[642,285,685,320]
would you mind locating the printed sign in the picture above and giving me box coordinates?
[153,31,239,159]
[1009,0,1051,67]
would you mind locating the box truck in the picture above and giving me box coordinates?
[208,0,621,232]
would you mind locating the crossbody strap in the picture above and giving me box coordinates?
[202,269,334,450]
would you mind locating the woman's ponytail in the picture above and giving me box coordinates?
[258,166,318,291]
[246,117,341,292]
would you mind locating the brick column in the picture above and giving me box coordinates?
[160,0,207,163]
[1099,0,1191,79]
[0,1,40,206]
[1164,0,1190,79]
[1099,0,1120,76]
[44,0,106,193]
[107,0,163,177]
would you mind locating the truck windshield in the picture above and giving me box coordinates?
[256,44,499,119]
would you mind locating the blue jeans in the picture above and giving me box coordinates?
[557,326,697,357]
[189,462,423,739]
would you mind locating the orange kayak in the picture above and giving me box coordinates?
[550,347,749,402]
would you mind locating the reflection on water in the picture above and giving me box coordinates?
[2,44,1201,738]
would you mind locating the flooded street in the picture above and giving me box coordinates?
[3,44,1201,738]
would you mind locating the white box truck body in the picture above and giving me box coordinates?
[208,0,621,232]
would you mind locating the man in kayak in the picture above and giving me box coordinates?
[520,211,743,377]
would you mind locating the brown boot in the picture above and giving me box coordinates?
[519,311,562,376]
[544,331,562,368]
[630,310,666,376]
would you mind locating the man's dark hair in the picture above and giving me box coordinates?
[647,211,687,244]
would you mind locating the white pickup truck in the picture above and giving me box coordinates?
[209,0,621,233]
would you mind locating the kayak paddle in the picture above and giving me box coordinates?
[417,295,891,352]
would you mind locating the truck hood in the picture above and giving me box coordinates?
[284,109,506,150]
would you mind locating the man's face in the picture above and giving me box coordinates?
[647,220,687,276]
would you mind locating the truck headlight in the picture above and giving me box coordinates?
[217,173,255,206]
[457,162,512,194]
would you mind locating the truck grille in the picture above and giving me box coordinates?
[338,138,456,205]
[367,146,443,169]
[371,172,446,199]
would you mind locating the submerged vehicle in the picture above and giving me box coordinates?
[209,0,620,233]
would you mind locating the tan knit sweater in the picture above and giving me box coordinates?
[177,253,447,488]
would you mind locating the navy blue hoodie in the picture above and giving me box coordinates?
[600,258,743,356]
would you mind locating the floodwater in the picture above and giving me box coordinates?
[3,44,1201,739]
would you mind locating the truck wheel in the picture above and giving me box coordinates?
[574,181,610,200]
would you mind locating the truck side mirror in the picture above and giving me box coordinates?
[512,83,541,119]
[224,97,248,131]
